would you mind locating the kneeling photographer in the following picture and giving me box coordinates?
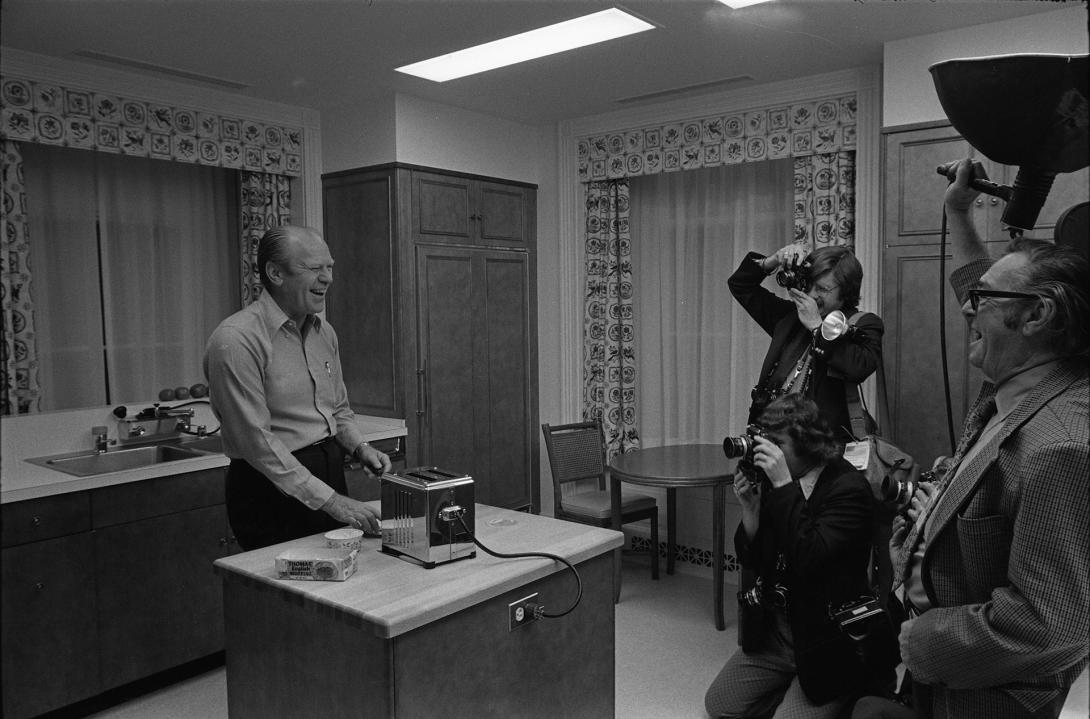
[705,395,897,719]
[728,243,884,443]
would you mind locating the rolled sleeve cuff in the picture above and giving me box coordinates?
[297,472,337,510]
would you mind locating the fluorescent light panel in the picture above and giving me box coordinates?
[396,8,655,82]
[716,0,774,8]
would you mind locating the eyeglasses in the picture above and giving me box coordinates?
[967,288,1040,312]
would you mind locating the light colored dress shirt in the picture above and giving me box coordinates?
[797,464,824,500]
[903,359,1061,611]
[203,291,367,509]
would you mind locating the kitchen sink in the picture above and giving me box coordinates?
[27,444,210,477]
[172,435,224,453]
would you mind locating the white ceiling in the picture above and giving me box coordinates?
[0,0,1068,125]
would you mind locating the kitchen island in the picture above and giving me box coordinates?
[214,504,622,719]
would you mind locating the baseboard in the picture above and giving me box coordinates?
[627,533,739,584]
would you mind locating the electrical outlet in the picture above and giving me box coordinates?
[508,593,540,631]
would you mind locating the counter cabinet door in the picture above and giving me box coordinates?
[93,503,228,690]
[1,533,100,719]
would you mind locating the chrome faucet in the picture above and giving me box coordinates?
[93,426,109,453]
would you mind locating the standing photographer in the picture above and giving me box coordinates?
[705,394,895,718]
[875,159,1089,719]
[729,244,883,442]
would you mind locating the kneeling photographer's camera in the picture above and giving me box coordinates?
[723,424,766,471]
[776,255,812,292]
[737,576,788,610]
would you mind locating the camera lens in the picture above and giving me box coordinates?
[723,435,753,459]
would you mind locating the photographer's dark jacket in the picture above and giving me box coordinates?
[728,252,884,441]
[734,457,879,704]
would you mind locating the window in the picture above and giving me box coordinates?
[22,144,240,410]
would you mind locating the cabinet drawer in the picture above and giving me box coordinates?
[1,492,91,548]
[92,469,226,527]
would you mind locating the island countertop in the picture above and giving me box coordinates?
[214,503,624,639]
[1,402,405,503]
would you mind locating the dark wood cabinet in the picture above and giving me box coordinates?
[413,172,532,248]
[2,531,100,719]
[881,122,1089,464]
[0,468,235,718]
[323,164,539,512]
[92,470,231,689]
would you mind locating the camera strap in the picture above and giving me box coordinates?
[842,312,883,440]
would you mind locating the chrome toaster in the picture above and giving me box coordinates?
[380,467,475,568]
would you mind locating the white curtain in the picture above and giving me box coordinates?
[629,160,794,447]
[23,144,238,409]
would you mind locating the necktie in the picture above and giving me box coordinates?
[893,391,998,585]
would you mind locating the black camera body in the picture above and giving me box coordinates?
[737,576,789,611]
[830,595,886,640]
[723,424,766,470]
[882,470,935,516]
[775,256,813,292]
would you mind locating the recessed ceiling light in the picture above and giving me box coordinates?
[716,0,774,8]
[396,8,655,83]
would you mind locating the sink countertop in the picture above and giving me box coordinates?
[1,403,405,504]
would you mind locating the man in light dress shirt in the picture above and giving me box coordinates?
[204,225,389,550]
[854,159,1088,719]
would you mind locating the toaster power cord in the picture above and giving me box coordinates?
[453,514,583,619]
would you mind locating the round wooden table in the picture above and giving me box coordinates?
[609,444,737,630]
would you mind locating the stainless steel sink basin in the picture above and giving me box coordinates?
[27,445,209,477]
[172,435,223,453]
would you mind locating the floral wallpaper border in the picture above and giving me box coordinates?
[0,76,303,176]
[577,94,855,182]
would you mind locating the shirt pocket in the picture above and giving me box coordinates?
[956,513,1011,601]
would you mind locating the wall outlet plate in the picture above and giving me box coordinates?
[508,592,540,631]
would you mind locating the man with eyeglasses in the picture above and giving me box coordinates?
[872,159,1089,719]
[729,242,884,444]
[204,225,390,550]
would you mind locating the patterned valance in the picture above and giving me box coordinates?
[0,76,302,176]
[577,94,855,182]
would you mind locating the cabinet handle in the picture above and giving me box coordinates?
[989,197,999,205]
[416,362,428,419]
[975,198,984,207]
[31,516,41,527]
[34,582,44,591]
[219,537,228,546]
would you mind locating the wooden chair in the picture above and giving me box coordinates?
[541,421,659,591]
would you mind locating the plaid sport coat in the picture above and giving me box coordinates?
[901,359,1089,718]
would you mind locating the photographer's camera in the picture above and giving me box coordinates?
[776,256,813,292]
[737,577,789,610]
[723,424,766,467]
[882,470,935,516]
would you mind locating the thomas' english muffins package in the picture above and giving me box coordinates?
[274,548,359,581]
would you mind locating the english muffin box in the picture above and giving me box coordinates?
[274,548,359,581]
